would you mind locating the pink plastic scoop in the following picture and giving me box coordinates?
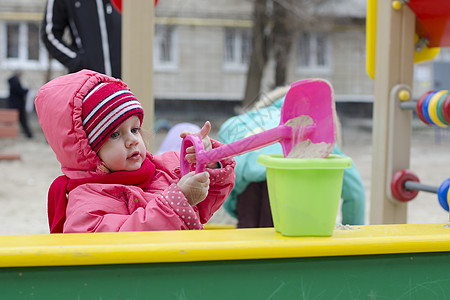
[180,79,336,175]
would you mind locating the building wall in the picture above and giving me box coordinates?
[155,0,253,19]
[331,27,373,97]
[0,0,378,106]
[154,24,250,101]
[0,0,64,100]
[1,0,45,12]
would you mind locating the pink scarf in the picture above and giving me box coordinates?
[47,157,156,233]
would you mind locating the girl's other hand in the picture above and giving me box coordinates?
[177,171,210,206]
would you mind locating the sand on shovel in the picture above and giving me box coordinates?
[285,115,334,159]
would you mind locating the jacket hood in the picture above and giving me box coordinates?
[35,69,129,179]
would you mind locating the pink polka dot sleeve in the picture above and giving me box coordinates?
[164,184,203,230]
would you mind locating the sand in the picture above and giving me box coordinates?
[285,115,334,159]
[0,115,449,235]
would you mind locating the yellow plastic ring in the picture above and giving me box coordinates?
[428,90,448,127]
[448,185,450,208]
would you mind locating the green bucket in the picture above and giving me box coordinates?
[257,154,352,237]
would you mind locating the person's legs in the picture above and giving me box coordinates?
[237,181,274,228]
[259,182,274,227]
[18,106,33,138]
[237,182,262,228]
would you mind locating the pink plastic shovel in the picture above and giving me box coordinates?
[180,79,336,175]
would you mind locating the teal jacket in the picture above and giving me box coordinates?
[218,98,365,225]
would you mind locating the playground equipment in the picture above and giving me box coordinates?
[387,86,450,211]
[394,88,450,128]
[120,0,155,137]
[391,169,450,211]
[1,224,450,299]
[414,90,450,127]
[367,0,450,224]
[111,0,158,13]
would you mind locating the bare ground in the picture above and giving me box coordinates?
[0,114,449,235]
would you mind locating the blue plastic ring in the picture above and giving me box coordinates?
[437,178,450,212]
[422,91,437,126]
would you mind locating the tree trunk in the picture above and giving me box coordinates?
[273,0,293,87]
[242,0,269,109]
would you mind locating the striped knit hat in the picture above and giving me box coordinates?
[82,81,144,152]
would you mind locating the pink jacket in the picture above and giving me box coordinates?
[35,70,235,233]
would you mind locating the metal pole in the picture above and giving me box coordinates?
[399,101,417,110]
[404,181,439,194]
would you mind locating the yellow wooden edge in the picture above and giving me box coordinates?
[0,223,450,268]
[204,223,237,230]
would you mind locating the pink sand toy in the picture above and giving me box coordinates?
[180,79,336,175]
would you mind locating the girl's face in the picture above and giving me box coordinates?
[98,116,147,172]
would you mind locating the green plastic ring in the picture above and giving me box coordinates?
[437,91,450,126]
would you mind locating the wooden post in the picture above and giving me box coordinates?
[370,2,415,224]
[121,0,154,150]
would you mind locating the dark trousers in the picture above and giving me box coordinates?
[237,181,274,228]
[18,108,33,138]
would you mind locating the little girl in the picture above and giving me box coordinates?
[35,69,235,233]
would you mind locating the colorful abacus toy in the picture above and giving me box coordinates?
[415,90,450,127]
[391,169,450,211]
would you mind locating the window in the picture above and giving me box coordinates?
[27,23,40,61]
[1,20,59,70]
[6,24,20,59]
[297,31,331,73]
[223,28,252,70]
[154,24,177,71]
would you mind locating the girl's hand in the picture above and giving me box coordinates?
[177,171,210,206]
[180,121,219,168]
